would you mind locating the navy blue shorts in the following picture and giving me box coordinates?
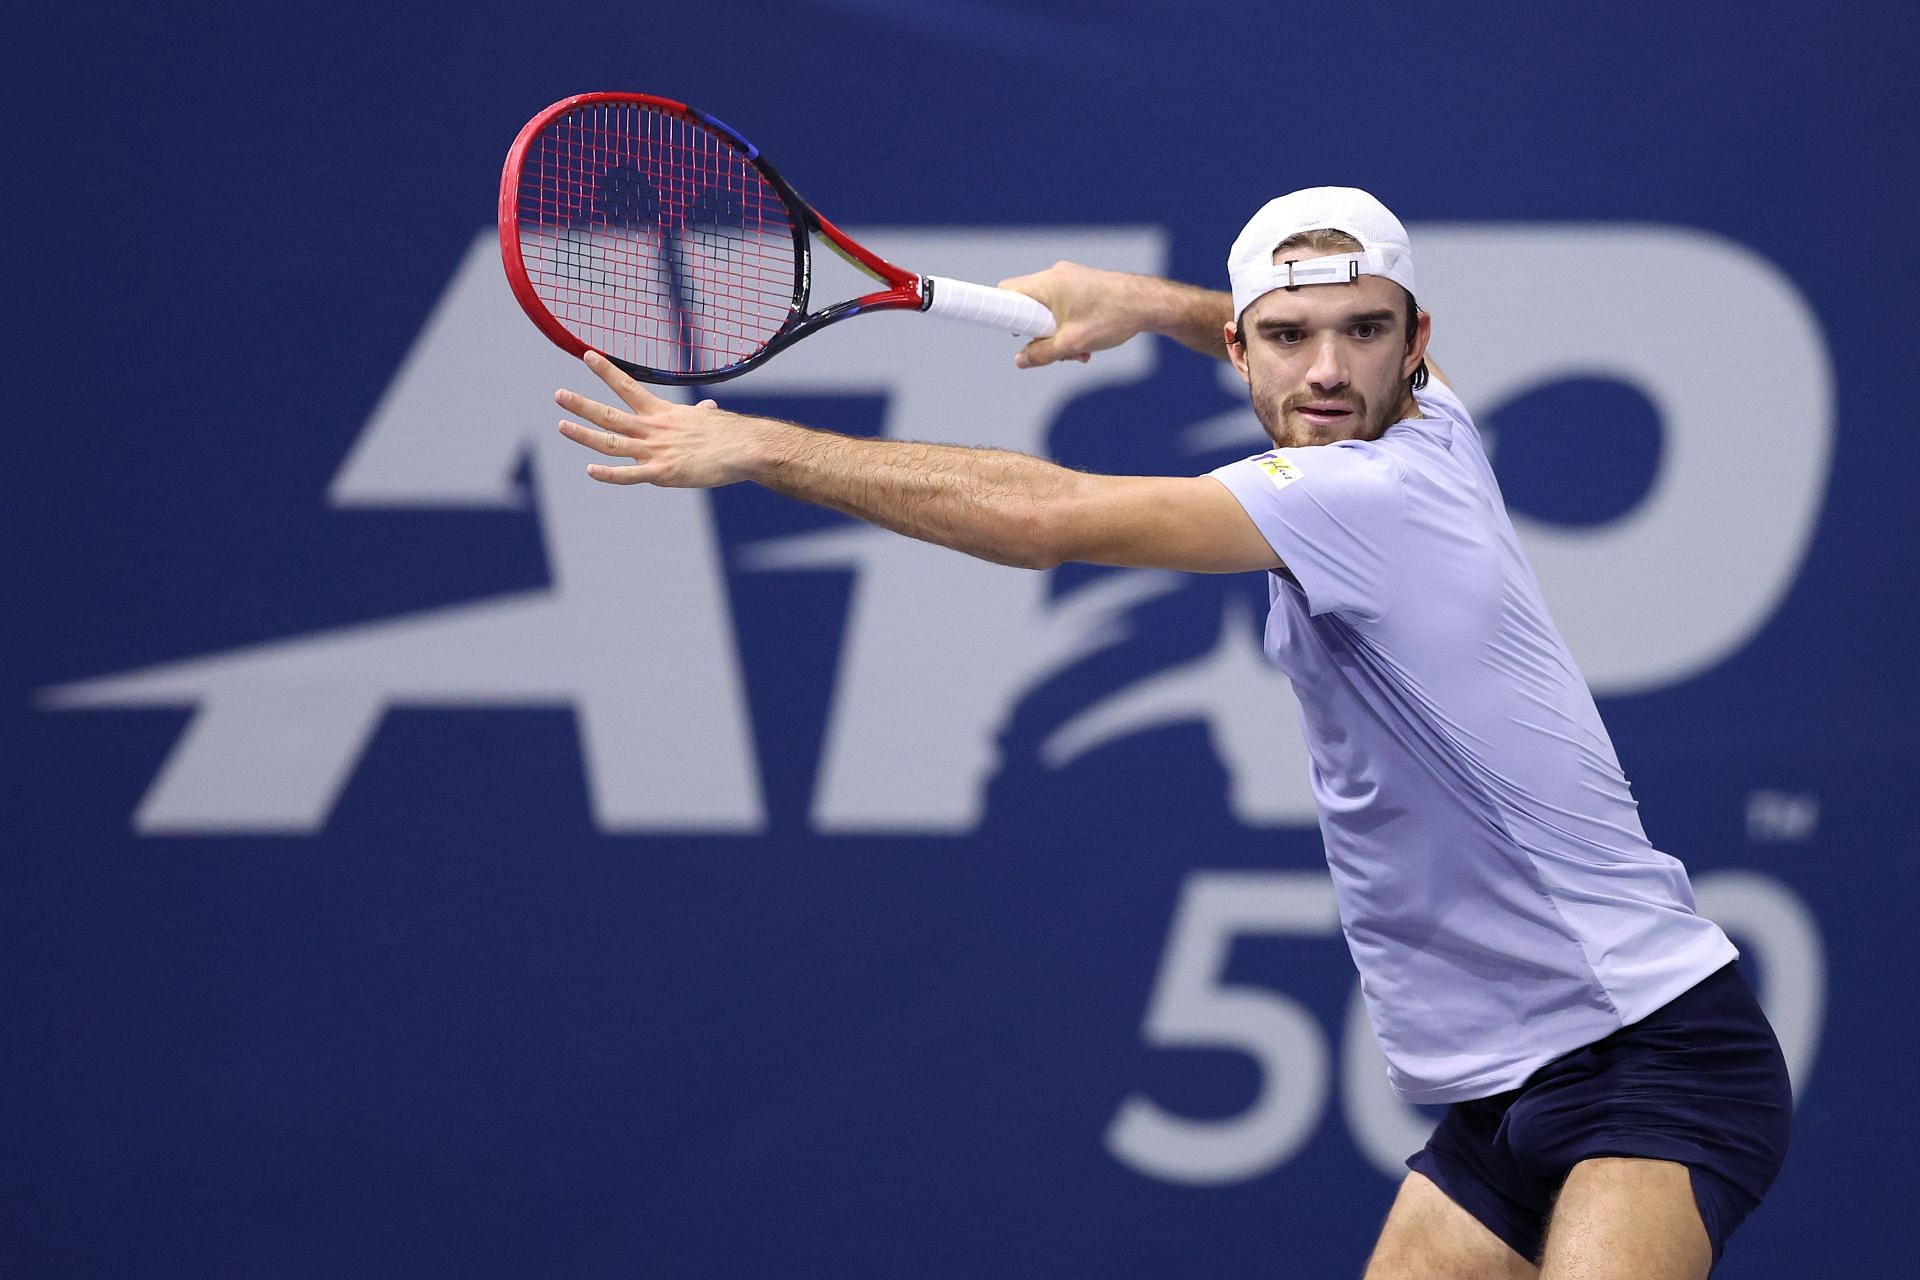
[1406,962,1791,1269]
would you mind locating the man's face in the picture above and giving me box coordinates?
[1226,269,1431,449]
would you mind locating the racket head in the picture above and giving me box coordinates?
[499,92,917,384]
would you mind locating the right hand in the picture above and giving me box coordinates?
[997,261,1148,368]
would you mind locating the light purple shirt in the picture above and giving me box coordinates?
[1210,380,1736,1103]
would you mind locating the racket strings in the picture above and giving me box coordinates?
[515,102,798,375]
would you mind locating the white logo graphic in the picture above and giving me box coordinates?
[1109,868,1825,1185]
[41,225,1833,834]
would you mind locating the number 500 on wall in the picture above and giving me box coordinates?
[1108,870,1823,1185]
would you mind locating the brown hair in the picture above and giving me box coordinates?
[1232,228,1428,391]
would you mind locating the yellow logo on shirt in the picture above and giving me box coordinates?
[1254,450,1303,490]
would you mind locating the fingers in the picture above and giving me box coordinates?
[556,357,714,488]
[557,420,644,458]
[1000,260,1119,369]
[1015,336,1058,368]
[582,349,668,413]
[585,462,657,485]
[552,387,643,437]
[560,424,659,484]
[571,440,661,483]
[996,271,1046,302]
[1013,337,1093,369]
[555,359,717,429]
[554,377,725,488]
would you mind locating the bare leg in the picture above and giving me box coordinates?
[1364,1171,1538,1280]
[1537,1158,1710,1280]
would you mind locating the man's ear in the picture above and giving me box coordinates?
[1402,309,1433,380]
[1225,323,1251,384]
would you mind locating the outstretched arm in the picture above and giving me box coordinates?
[999,262,1454,388]
[995,263,1235,367]
[555,352,1280,575]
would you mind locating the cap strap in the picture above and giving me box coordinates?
[1270,251,1368,290]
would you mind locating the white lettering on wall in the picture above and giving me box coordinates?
[42,225,1831,834]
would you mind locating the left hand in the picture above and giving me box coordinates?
[996,261,1146,368]
[554,351,762,488]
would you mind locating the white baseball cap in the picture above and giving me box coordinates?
[1227,186,1417,319]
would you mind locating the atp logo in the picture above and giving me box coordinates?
[41,225,1833,836]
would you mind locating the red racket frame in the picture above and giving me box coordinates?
[499,91,928,384]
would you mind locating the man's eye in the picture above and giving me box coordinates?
[1276,330,1304,344]
[1352,324,1380,339]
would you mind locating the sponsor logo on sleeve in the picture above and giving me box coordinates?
[1254,451,1303,491]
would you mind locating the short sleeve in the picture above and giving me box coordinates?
[1209,443,1406,621]
[1411,379,1486,450]
[1413,377,1473,427]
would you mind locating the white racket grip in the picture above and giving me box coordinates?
[921,275,1057,339]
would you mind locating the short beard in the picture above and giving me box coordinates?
[1249,377,1390,449]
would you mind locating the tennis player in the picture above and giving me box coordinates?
[554,187,1791,1278]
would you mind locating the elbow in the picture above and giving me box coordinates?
[984,549,1059,571]
[986,537,1062,572]
[970,475,1088,570]
[1021,473,1108,569]
[942,506,1059,570]
[1005,503,1070,570]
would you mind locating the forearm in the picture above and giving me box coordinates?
[1130,274,1236,360]
[1001,262,1235,366]
[748,420,1080,569]
[556,353,1279,575]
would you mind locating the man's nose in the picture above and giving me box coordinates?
[1306,336,1348,391]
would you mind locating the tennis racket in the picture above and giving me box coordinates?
[498,92,1057,385]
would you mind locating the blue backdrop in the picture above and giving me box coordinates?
[7,2,1915,1275]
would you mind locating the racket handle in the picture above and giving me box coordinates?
[921,275,1057,339]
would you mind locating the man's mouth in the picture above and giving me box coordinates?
[1295,403,1355,426]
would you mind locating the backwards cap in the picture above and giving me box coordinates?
[1227,187,1416,319]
